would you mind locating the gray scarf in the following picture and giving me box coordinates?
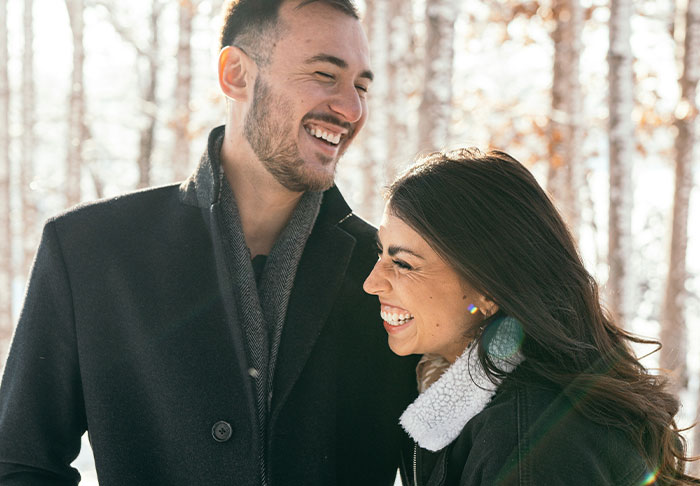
[218,170,322,483]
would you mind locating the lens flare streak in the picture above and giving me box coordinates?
[640,469,659,485]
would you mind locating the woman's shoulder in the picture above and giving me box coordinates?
[452,367,649,486]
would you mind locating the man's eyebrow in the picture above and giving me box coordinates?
[305,54,374,82]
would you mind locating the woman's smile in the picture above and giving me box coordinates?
[380,304,414,326]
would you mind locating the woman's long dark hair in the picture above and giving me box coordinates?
[387,148,699,485]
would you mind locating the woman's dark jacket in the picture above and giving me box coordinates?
[400,365,651,486]
[0,126,419,486]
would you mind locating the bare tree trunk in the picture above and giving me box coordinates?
[173,0,194,181]
[695,394,700,477]
[137,1,162,189]
[93,0,162,189]
[547,0,583,239]
[20,0,36,279]
[607,0,635,327]
[418,0,458,153]
[66,0,86,207]
[661,0,699,446]
[88,165,104,200]
[354,0,384,222]
[385,0,416,182]
[0,0,12,359]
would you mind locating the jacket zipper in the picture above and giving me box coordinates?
[413,442,418,486]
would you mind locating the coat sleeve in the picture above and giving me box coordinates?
[0,221,86,485]
[458,426,647,486]
[456,390,648,486]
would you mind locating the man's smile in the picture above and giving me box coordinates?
[304,124,342,145]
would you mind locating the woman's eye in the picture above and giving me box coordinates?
[355,84,368,93]
[392,259,413,271]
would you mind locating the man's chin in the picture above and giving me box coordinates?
[292,175,335,193]
[296,159,337,192]
[272,171,334,193]
[262,153,337,192]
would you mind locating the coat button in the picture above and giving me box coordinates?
[212,421,233,442]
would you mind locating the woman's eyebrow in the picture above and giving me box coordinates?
[387,245,424,260]
[375,236,424,260]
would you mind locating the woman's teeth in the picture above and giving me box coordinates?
[380,310,414,326]
[306,126,341,145]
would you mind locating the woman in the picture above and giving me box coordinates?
[363,148,700,486]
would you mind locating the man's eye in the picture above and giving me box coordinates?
[315,71,334,80]
[393,259,413,271]
[355,85,368,93]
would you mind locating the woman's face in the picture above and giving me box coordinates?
[363,204,495,363]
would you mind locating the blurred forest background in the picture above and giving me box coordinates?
[1,0,699,480]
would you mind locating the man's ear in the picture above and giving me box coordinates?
[218,46,256,102]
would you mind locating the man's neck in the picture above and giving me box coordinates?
[220,138,304,257]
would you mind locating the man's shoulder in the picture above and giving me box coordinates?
[337,212,378,269]
[319,186,377,241]
[49,183,184,228]
[44,183,206,254]
[319,186,377,252]
[338,212,376,240]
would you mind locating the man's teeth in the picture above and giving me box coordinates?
[306,127,341,145]
[380,310,414,326]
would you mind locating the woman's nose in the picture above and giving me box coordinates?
[363,260,387,295]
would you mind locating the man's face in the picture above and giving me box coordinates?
[244,1,372,192]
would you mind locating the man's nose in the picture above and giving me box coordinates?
[329,84,364,124]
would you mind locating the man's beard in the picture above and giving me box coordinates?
[244,76,337,192]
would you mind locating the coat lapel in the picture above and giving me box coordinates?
[269,187,356,420]
[207,203,260,438]
[178,127,260,448]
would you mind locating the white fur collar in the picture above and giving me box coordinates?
[400,317,525,451]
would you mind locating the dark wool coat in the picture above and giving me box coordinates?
[399,364,650,486]
[0,127,419,486]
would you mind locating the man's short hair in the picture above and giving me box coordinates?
[220,0,359,66]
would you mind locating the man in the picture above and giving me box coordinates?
[0,1,418,484]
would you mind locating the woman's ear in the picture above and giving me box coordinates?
[218,46,256,102]
[477,295,499,318]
